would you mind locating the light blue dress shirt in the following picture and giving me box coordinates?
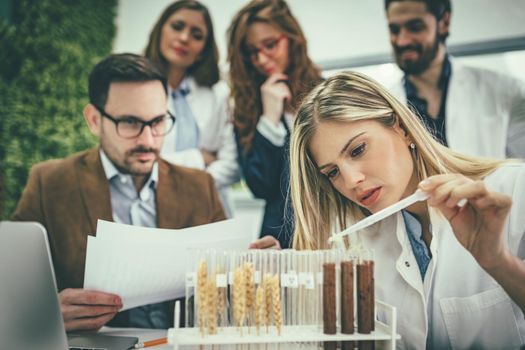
[100,151,170,329]
[401,210,432,281]
[172,78,200,151]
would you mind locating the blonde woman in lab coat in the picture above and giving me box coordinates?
[286,71,525,349]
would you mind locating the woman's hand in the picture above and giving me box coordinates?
[419,174,512,270]
[260,73,292,125]
[200,149,217,166]
[249,235,281,250]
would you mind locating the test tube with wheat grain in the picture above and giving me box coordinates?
[197,261,208,336]
[233,266,246,334]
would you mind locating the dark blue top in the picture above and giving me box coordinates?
[404,55,452,146]
[235,120,293,249]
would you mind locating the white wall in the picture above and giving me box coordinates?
[114,0,525,66]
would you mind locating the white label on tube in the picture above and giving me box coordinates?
[216,274,227,287]
[186,272,196,287]
[305,273,315,290]
[254,271,261,284]
[280,273,289,287]
[298,272,307,285]
[287,271,299,288]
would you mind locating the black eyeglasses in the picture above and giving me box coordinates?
[95,107,176,139]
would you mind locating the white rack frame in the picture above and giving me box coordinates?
[168,300,400,350]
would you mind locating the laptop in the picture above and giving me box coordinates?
[0,221,138,350]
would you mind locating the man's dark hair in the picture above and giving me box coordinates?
[88,53,168,109]
[385,0,451,42]
[384,0,451,20]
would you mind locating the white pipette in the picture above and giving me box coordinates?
[329,189,430,247]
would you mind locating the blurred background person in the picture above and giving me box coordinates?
[145,0,239,216]
[384,0,525,159]
[227,0,322,249]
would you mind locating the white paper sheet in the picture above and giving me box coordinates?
[83,218,254,310]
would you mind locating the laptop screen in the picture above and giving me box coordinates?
[0,221,137,350]
[0,221,70,350]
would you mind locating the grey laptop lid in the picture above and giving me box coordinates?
[0,221,137,350]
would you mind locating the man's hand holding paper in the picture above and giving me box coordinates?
[84,218,254,310]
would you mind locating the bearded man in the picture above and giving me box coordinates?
[385,0,525,158]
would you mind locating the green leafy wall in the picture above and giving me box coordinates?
[0,0,117,218]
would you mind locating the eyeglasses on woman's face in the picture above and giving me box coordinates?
[245,33,286,62]
[96,107,176,139]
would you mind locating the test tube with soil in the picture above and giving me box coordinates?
[357,250,375,350]
[323,261,337,350]
[341,259,355,350]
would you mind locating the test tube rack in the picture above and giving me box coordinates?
[167,299,400,350]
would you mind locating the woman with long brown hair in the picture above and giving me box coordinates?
[227,0,322,248]
[145,0,238,216]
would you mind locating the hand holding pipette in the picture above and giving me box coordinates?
[419,174,511,269]
[419,173,525,313]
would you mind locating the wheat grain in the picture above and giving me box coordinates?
[244,262,255,331]
[206,277,218,334]
[217,286,225,328]
[197,261,208,336]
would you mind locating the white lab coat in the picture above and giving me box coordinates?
[161,77,239,216]
[350,163,525,350]
[386,58,525,159]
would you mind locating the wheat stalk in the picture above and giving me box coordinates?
[271,275,282,335]
[255,285,265,336]
[233,267,246,334]
[244,262,255,331]
[263,274,273,332]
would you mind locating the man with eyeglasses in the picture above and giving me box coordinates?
[12,53,225,331]
[383,0,525,159]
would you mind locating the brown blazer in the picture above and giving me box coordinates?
[12,146,226,292]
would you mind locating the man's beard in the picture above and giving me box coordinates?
[102,142,160,177]
[394,34,440,75]
[121,146,160,176]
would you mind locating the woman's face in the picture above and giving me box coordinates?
[308,119,418,213]
[245,22,289,76]
[160,8,208,70]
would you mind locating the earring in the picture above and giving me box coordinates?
[409,142,416,150]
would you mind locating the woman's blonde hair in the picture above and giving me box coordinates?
[144,0,219,87]
[227,0,322,152]
[290,71,506,250]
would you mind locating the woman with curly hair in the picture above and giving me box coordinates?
[227,0,322,248]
